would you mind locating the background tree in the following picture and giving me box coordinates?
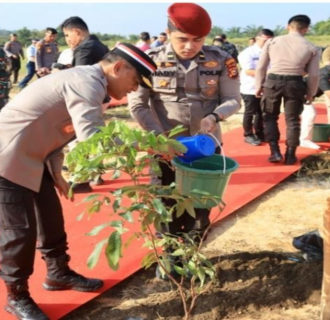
[312,18,330,35]
[243,25,263,37]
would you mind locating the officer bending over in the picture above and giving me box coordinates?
[0,43,156,320]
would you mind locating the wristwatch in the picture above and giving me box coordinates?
[206,112,221,123]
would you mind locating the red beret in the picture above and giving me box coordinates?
[168,3,211,37]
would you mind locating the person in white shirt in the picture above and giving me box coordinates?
[18,39,38,89]
[238,29,274,146]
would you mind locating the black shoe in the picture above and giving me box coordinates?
[268,141,283,163]
[71,182,92,193]
[256,133,265,142]
[284,147,297,165]
[6,295,49,320]
[244,135,261,146]
[43,255,103,292]
[43,270,103,292]
[5,282,49,320]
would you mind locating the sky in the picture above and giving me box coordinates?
[0,1,329,37]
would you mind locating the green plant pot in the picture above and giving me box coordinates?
[172,155,239,209]
[312,123,330,142]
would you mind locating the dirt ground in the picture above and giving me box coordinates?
[60,106,330,320]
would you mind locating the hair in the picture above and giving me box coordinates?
[10,33,17,37]
[288,14,311,30]
[159,32,167,37]
[257,28,274,37]
[60,16,89,32]
[102,51,125,64]
[46,28,58,35]
[220,34,227,40]
[140,32,150,41]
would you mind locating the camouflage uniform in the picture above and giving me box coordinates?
[0,47,10,110]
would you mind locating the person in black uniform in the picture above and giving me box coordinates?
[61,16,109,66]
[60,16,110,192]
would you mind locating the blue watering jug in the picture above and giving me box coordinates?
[176,134,216,163]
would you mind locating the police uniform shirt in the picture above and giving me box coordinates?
[4,40,24,58]
[0,64,107,192]
[238,43,263,95]
[255,31,320,97]
[36,39,59,69]
[128,43,240,141]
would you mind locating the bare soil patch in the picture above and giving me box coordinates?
[61,107,329,320]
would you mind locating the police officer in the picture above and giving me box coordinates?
[35,28,58,77]
[255,14,320,165]
[128,2,240,277]
[0,43,156,320]
[4,33,24,84]
[60,16,110,192]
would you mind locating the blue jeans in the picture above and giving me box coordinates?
[18,61,35,88]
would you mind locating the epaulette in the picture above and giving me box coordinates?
[36,41,44,51]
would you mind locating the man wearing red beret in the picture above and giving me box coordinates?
[128,2,240,279]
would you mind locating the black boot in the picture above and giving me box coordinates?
[5,281,49,320]
[42,254,103,292]
[268,141,283,163]
[284,147,297,165]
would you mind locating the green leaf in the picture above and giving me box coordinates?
[76,211,85,221]
[152,198,167,216]
[110,220,123,228]
[112,199,121,212]
[112,170,121,180]
[119,211,134,222]
[87,239,107,269]
[171,248,185,256]
[185,200,196,218]
[197,268,206,287]
[82,194,101,203]
[141,252,157,269]
[105,231,122,270]
[86,222,111,236]
[173,264,184,276]
[188,260,197,275]
[167,125,186,138]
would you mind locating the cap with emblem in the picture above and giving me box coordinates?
[167,3,211,37]
[111,42,157,88]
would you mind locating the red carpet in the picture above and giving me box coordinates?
[0,104,328,319]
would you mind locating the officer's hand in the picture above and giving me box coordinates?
[200,115,217,133]
[305,94,314,104]
[255,88,263,98]
[54,174,73,201]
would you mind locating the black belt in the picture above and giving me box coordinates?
[268,73,303,81]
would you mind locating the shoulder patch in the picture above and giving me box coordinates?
[36,41,44,50]
[225,58,239,79]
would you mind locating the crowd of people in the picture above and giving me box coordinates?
[0,3,329,320]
